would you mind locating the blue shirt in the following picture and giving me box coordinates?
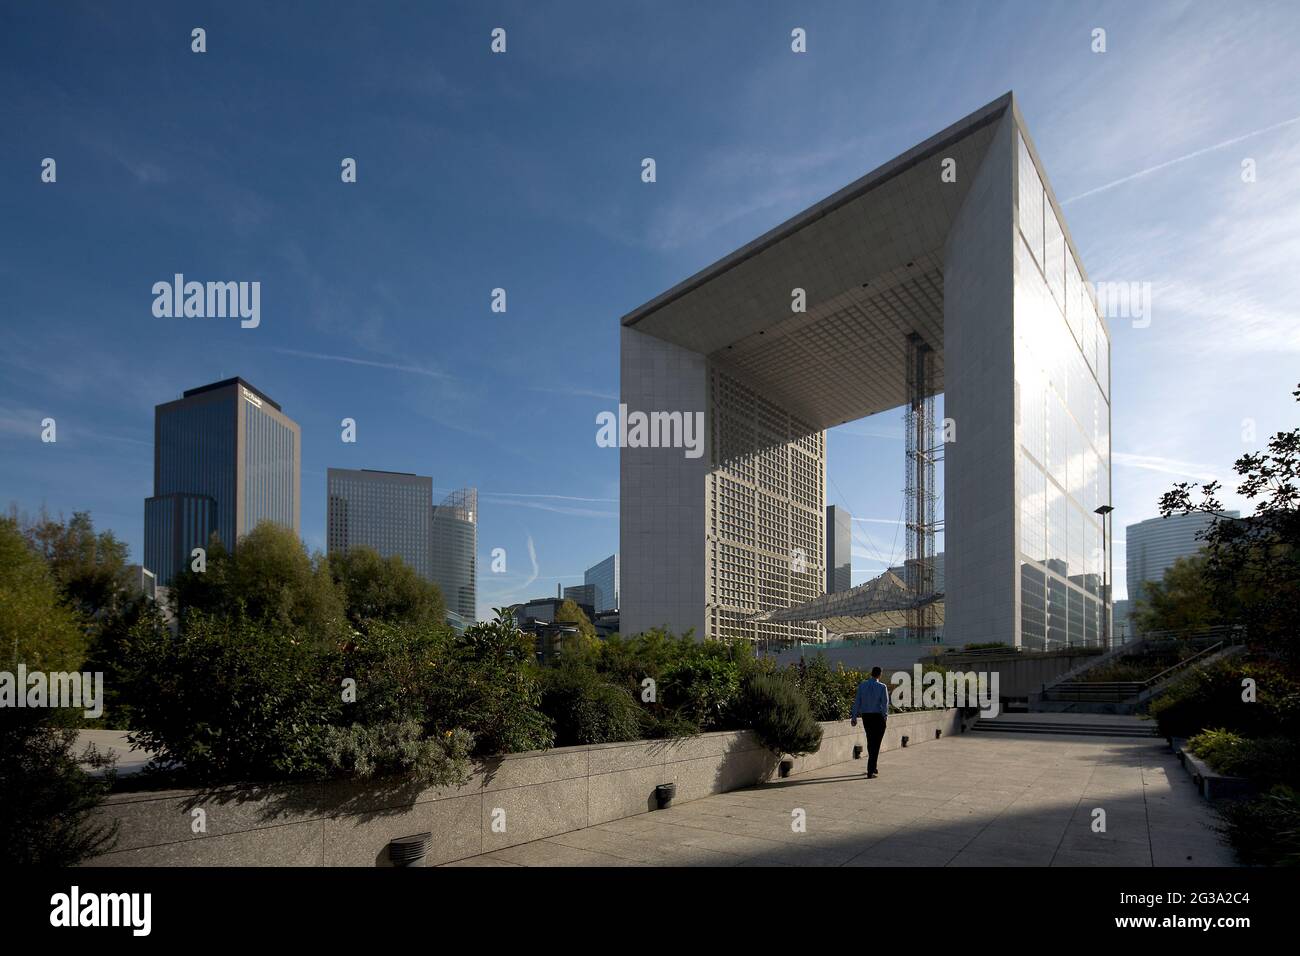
[851,677,890,719]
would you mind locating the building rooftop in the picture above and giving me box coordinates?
[619,92,1100,431]
[181,377,282,411]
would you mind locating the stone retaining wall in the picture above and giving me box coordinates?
[84,709,963,866]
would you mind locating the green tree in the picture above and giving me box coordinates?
[1158,382,1300,656]
[330,546,446,632]
[0,517,88,671]
[1133,555,1227,633]
[172,522,348,647]
[120,609,342,781]
[15,508,130,619]
[0,710,118,864]
[0,516,118,864]
[553,598,599,653]
[427,609,553,755]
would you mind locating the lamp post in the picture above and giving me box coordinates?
[1094,505,1114,650]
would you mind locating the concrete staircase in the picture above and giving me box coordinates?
[970,712,1159,738]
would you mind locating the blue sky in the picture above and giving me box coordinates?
[2,1,1298,617]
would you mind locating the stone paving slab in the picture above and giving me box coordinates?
[442,733,1236,867]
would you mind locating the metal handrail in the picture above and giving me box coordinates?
[1047,639,1229,701]
[1138,640,1224,688]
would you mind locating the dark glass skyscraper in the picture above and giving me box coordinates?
[144,377,301,584]
[583,553,619,614]
[826,505,852,594]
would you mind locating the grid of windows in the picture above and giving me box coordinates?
[707,367,824,644]
[326,469,432,581]
[244,404,297,536]
[583,554,619,614]
[432,487,477,623]
[156,394,237,549]
[146,381,300,585]
[144,493,215,585]
[1015,132,1111,649]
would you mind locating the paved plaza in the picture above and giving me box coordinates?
[444,730,1235,867]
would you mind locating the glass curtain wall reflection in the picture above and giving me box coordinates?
[1015,132,1111,650]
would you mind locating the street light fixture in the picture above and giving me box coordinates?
[1094,505,1114,649]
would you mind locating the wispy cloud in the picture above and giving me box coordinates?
[527,385,618,402]
[484,498,616,519]
[1063,114,1300,205]
[1112,451,1221,483]
[268,347,454,380]
[480,492,616,503]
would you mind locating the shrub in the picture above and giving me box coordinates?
[319,721,472,785]
[539,663,643,747]
[791,656,857,721]
[1149,657,1300,739]
[640,709,701,740]
[660,655,742,730]
[120,610,342,782]
[1218,786,1300,866]
[734,673,823,756]
[1186,728,1300,787]
[426,610,554,756]
[0,710,118,864]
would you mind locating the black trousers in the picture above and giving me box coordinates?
[862,714,887,774]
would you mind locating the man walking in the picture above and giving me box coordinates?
[850,666,890,778]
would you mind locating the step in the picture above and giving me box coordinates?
[971,725,1157,738]
[972,720,1157,737]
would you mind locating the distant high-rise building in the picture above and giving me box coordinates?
[327,468,433,580]
[826,506,852,593]
[1112,598,1134,641]
[1126,511,1237,610]
[564,583,597,608]
[432,487,477,624]
[584,554,619,613]
[144,377,300,584]
[888,552,946,594]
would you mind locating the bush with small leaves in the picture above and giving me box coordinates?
[320,721,472,786]
[734,672,823,756]
[1218,785,1300,866]
[0,710,118,865]
[539,663,643,747]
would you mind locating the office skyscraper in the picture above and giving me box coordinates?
[144,377,301,585]
[432,487,477,624]
[826,505,852,593]
[564,583,597,608]
[1126,511,1237,607]
[584,553,620,614]
[619,94,1112,649]
[327,468,433,580]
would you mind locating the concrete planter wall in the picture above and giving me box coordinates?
[1172,739,1257,802]
[84,709,962,867]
